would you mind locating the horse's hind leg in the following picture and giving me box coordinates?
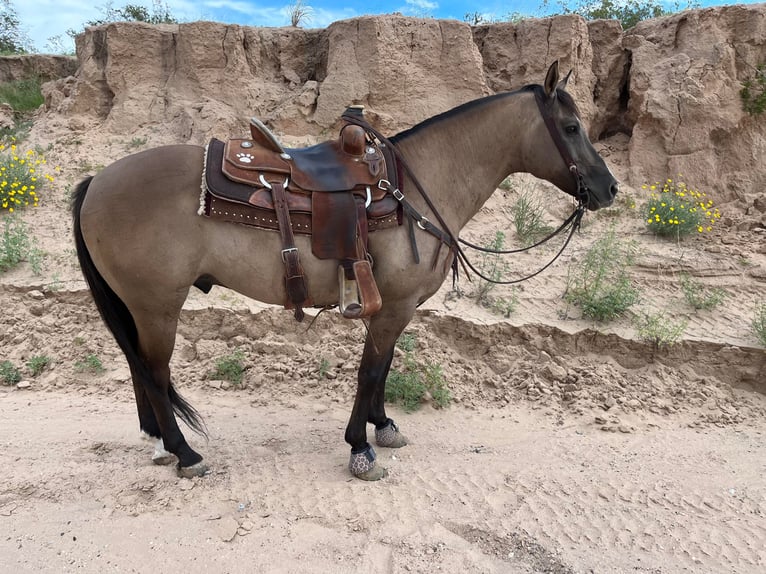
[130,310,207,477]
[345,304,413,480]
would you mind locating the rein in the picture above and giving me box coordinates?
[341,88,589,285]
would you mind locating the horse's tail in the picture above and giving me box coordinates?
[71,177,206,436]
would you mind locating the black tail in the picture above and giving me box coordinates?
[71,177,206,436]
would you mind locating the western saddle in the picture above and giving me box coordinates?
[200,106,401,321]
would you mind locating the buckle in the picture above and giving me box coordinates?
[281,247,298,262]
[417,216,430,231]
[392,188,404,201]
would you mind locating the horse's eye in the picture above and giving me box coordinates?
[565,125,579,135]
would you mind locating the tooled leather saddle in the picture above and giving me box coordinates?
[199,106,401,321]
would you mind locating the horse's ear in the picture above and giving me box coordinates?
[557,69,573,92]
[543,61,560,100]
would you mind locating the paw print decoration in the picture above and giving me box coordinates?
[236,152,255,164]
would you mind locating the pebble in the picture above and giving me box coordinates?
[16,381,31,389]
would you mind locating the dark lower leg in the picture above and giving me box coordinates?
[142,363,202,468]
[345,341,395,452]
[132,373,160,438]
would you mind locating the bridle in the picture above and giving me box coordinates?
[341,87,590,286]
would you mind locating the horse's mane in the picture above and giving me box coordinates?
[390,84,580,144]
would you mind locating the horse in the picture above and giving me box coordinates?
[71,61,618,481]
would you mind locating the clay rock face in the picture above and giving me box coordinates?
[44,16,486,141]
[624,5,766,202]
[39,9,766,204]
[473,15,625,139]
[0,54,77,83]
[46,21,326,141]
[314,17,487,132]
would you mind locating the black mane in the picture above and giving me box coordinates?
[391,84,580,144]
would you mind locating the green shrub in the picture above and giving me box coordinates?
[386,334,450,412]
[0,360,21,384]
[0,214,43,273]
[75,354,105,374]
[512,190,553,247]
[545,0,696,29]
[565,228,639,321]
[740,64,766,116]
[26,355,51,376]
[634,311,687,348]
[679,273,726,311]
[752,303,766,346]
[317,357,330,378]
[472,231,511,305]
[210,349,246,384]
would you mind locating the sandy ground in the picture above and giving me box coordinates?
[1,112,766,573]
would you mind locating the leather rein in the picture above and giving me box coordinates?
[341,88,589,285]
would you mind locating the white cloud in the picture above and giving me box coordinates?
[404,0,438,12]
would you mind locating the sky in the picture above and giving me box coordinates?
[12,0,760,53]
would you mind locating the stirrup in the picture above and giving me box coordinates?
[338,261,382,319]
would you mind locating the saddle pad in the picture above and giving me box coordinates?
[201,139,401,236]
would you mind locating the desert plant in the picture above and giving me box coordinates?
[642,177,720,239]
[210,349,246,384]
[386,334,450,412]
[740,63,766,116]
[75,354,105,374]
[26,355,50,376]
[634,311,687,348]
[472,231,511,305]
[125,136,147,150]
[0,214,43,273]
[286,0,312,27]
[1,142,56,213]
[565,227,639,321]
[512,189,553,247]
[86,1,177,25]
[0,359,21,384]
[490,289,519,318]
[543,0,697,29]
[318,357,330,378]
[752,303,766,346]
[679,273,726,311]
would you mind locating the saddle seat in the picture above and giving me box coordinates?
[201,107,401,321]
[243,115,386,193]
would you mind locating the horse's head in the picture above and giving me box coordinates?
[524,61,618,211]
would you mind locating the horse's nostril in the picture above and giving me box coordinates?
[610,183,619,199]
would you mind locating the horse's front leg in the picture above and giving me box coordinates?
[345,306,412,481]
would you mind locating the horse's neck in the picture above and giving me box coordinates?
[394,92,531,232]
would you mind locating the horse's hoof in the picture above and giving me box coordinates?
[375,419,408,448]
[349,444,387,480]
[177,461,209,478]
[355,465,389,481]
[152,453,176,466]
